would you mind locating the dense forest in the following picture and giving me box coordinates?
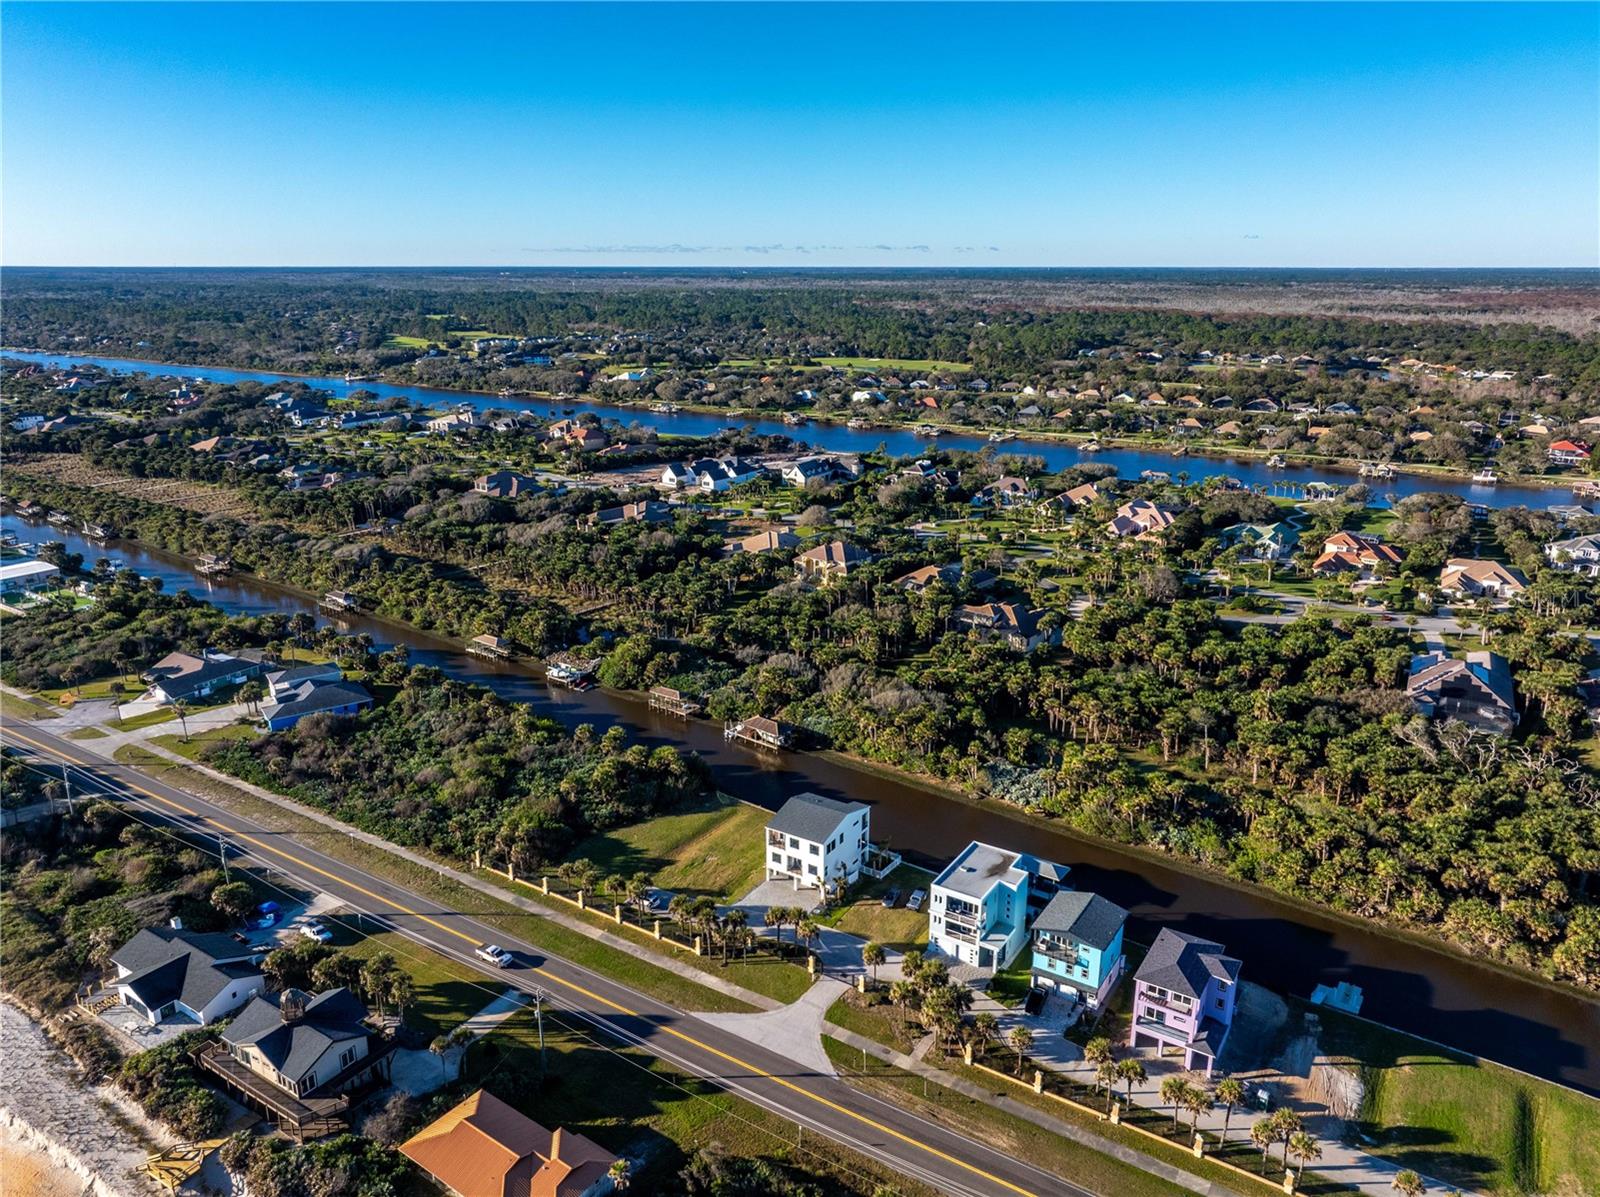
[7,455,1600,990]
[7,268,1600,387]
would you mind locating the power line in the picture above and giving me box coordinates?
[0,749,956,1194]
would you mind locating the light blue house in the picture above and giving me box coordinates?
[1029,889,1129,1011]
[927,841,1069,972]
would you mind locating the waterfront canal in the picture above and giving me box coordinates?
[5,509,1598,1097]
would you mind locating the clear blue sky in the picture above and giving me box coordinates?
[3,1,1596,267]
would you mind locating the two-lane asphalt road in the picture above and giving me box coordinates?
[1,722,1096,1197]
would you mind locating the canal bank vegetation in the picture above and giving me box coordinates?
[6,461,1600,999]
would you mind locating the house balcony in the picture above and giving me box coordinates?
[1136,987,1195,1016]
[194,1041,348,1142]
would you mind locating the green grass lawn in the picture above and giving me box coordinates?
[562,793,769,901]
[478,869,814,1006]
[1316,1004,1600,1195]
[116,708,176,731]
[64,725,108,740]
[340,929,494,1041]
[826,990,926,1055]
[0,690,62,721]
[816,356,973,374]
[149,723,258,761]
[815,865,931,951]
[984,958,1034,1008]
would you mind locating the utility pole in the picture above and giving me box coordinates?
[529,986,548,1077]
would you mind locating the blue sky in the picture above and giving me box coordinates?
[3,2,1596,267]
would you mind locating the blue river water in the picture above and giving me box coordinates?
[2,349,1571,509]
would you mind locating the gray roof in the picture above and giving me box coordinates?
[262,680,372,723]
[767,792,868,844]
[1031,890,1128,951]
[266,664,341,691]
[224,988,369,1084]
[934,841,1069,901]
[112,928,262,1014]
[1134,928,1241,999]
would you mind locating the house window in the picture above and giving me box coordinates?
[809,843,820,856]
[339,1046,358,1069]
[771,852,782,864]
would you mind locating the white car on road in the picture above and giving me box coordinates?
[475,943,514,968]
[298,919,334,943]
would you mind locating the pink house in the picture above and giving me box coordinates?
[1128,928,1241,1075]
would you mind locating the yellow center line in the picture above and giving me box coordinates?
[3,727,1037,1196]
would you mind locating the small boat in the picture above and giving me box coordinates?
[1471,468,1498,485]
[196,553,234,577]
[846,417,873,430]
[652,403,683,414]
[81,521,112,540]
[782,412,806,426]
[1139,470,1171,483]
[343,373,375,383]
[1358,461,1395,478]
[1080,441,1102,453]
[498,388,514,398]
[1265,454,1287,469]
[987,431,1016,443]
[913,425,944,437]
[47,511,72,527]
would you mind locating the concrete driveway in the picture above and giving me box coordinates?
[732,880,875,975]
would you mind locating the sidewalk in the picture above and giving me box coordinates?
[55,719,786,1014]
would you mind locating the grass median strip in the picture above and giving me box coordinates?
[110,745,758,1014]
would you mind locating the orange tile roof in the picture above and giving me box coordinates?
[400,1090,616,1197]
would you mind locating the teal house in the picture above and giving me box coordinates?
[1029,890,1128,1011]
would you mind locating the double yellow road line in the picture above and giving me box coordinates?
[3,725,1039,1197]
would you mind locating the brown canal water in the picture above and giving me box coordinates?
[8,511,1599,1096]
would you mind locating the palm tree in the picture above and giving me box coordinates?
[1185,1084,1212,1135]
[888,979,915,1024]
[1287,1131,1321,1178]
[1391,1170,1425,1197]
[1096,1059,1120,1112]
[861,941,886,984]
[719,909,747,963]
[173,698,190,740]
[1116,1058,1147,1109]
[1083,1036,1114,1070]
[796,918,820,959]
[972,1012,998,1061]
[1270,1107,1305,1172]
[1250,1118,1276,1169]
[1160,1076,1191,1133]
[1008,1025,1033,1076]
[608,1159,631,1192]
[1214,1077,1245,1143]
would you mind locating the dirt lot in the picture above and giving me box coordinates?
[7,454,263,521]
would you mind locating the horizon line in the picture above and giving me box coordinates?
[5,263,1598,272]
